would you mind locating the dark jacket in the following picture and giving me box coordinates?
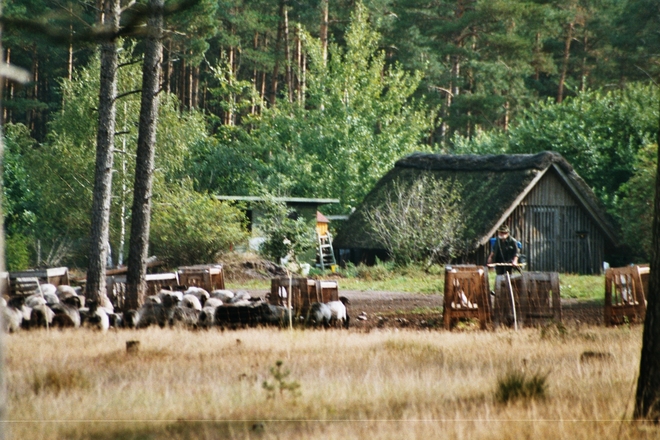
[493,235,518,264]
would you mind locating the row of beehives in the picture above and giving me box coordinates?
[0,264,225,300]
[0,265,226,331]
[443,264,650,330]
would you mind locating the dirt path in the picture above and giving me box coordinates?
[243,288,605,330]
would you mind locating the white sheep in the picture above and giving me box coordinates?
[43,291,60,306]
[182,294,203,311]
[204,298,223,308]
[158,290,183,304]
[40,283,57,297]
[198,298,223,328]
[326,296,350,329]
[185,286,210,306]
[211,289,234,302]
[83,300,110,331]
[2,296,26,332]
[56,285,78,298]
[147,295,162,304]
[306,302,332,327]
[25,294,47,309]
[51,295,82,328]
[228,290,251,304]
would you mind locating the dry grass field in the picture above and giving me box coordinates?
[4,323,659,440]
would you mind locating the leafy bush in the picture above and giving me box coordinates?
[355,259,394,281]
[258,197,316,265]
[364,176,466,266]
[616,144,656,262]
[150,186,249,267]
[5,233,31,270]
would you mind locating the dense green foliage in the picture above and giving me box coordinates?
[617,145,657,262]
[7,47,245,267]
[188,5,432,212]
[149,184,249,267]
[258,198,316,265]
[1,0,659,268]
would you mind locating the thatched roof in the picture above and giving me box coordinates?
[334,151,617,250]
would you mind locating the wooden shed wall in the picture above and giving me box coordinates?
[485,170,605,274]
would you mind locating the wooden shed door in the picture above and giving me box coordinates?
[528,207,559,272]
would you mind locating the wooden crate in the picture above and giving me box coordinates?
[269,277,339,315]
[494,272,560,328]
[443,266,491,330]
[178,264,225,292]
[605,265,647,326]
[9,267,70,295]
[108,272,180,310]
[520,272,561,325]
[493,274,522,328]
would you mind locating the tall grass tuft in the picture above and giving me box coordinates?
[31,368,89,395]
[495,369,548,403]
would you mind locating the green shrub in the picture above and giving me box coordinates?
[495,369,548,403]
[150,186,249,267]
[257,197,316,265]
[355,260,394,281]
[6,233,31,270]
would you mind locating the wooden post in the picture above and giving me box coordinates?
[126,340,140,354]
[506,272,518,330]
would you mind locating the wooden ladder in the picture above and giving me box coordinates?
[317,232,337,271]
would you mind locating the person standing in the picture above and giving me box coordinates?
[487,225,519,274]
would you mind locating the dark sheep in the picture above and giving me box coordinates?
[258,303,292,327]
[215,301,265,328]
[50,296,82,328]
[169,306,200,328]
[306,302,332,328]
[122,310,139,328]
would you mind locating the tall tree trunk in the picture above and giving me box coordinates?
[68,2,73,81]
[580,34,588,93]
[320,0,328,65]
[557,22,573,104]
[0,2,6,431]
[634,92,660,420]
[283,3,292,103]
[125,0,163,311]
[270,0,284,106]
[295,24,301,102]
[163,39,171,94]
[188,50,193,109]
[87,0,119,302]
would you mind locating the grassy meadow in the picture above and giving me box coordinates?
[228,263,605,300]
[5,324,657,439]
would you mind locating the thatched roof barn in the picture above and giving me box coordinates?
[334,151,618,274]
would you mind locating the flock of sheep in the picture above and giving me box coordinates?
[0,283,351,332]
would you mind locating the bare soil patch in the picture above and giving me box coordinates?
[241,288,605,330]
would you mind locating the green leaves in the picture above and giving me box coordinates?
[257,197,316,264]
[149,183,249,267]
[364,176,466,266]
[191,3,434,212]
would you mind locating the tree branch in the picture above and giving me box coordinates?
[114,89,142,101]
[0,0,200,45]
